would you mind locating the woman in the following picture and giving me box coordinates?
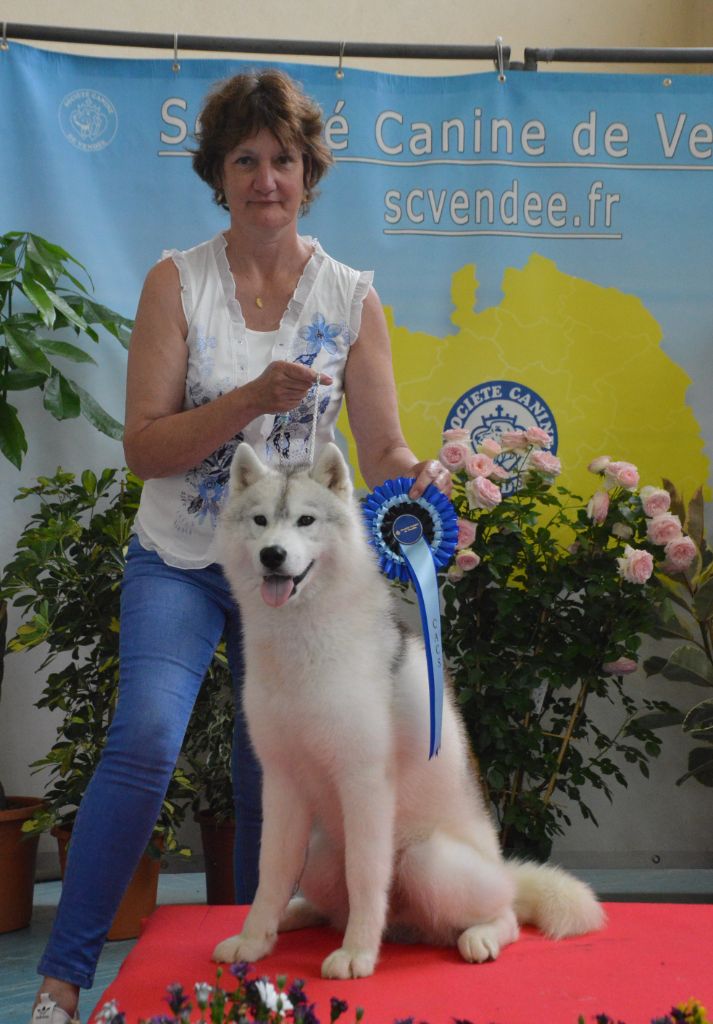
[31,68,451,1023]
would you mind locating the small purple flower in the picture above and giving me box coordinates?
[229,960,251,981]
[299,314,342,356]
[330,996,350,1022]
[165,983,190,1015]
[294,1004,320,1024]
[288,979,308,1006]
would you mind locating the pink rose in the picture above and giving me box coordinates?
[442,428,470,444]
[587,489,610,525]
[604,460,640,491]
[466,475,502,511]
[588,455,612,474]
[664,535,697,572]
[499,429,530,452]
[439,442,469,472]
[612,522,633,540]
[525,426,553,448]
[617,545,654,585]
[455,548,481,572]
[477,437,502,458]
[603,657,638,675]
[490,464,510,481]
[639,485,671,518]
[456,518,477,549]
[528,450,562,477]
[646,513,683,546]
[465,453,496,479]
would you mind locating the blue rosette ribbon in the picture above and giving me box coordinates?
[363,478,458,758]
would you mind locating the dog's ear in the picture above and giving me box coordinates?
[311,443,352,502]
[230,443,268,492]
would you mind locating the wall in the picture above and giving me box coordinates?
[1,0,711,874]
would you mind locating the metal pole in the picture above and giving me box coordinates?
[524,46,713,70]
[2,23,508,63]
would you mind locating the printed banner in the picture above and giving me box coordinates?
[0,43,711,511]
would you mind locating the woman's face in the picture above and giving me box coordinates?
[221,128,305,232]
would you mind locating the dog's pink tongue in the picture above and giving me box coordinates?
[261,575,295,608]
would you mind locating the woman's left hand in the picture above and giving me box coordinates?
[408,459,453,499]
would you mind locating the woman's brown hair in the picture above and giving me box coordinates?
[192,68,334,215]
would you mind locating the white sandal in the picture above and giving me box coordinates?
[30,992,80,1024]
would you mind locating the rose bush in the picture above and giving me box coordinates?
[438,427,703,857]
[638,481,713,790]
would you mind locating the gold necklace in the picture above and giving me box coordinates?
[255,297,264,309]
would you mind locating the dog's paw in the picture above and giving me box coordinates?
[321,946,377,979]
[457,913,519,964]
[212,932,274,964]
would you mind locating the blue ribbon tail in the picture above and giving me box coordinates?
[398,536,444,758]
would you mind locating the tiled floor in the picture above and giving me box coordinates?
[1,873,205,1024]
[2,870,712,1024]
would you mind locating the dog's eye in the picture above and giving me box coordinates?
[297,515,315,527]
[253,514,267,526]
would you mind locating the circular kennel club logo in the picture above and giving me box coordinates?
[444,380,558,493]
[59,89,118,151]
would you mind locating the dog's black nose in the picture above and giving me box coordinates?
[260,545,288,570]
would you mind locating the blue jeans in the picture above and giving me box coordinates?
[38,535,262,989]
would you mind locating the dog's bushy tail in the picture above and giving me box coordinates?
[507,859,606,939]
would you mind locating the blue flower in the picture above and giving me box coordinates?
[229,960,251,980]
[294,350,319,368]
[299,313,342,355]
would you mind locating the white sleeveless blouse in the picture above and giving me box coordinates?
[134,233,373,568]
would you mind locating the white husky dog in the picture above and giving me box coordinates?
[213,443,604,980]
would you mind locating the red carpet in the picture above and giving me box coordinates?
[91,903,713,1023]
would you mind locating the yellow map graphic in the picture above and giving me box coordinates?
[338,253,709,503]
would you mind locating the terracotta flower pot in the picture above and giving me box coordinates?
[0,796,44,934]
[52,826,161,940]
[196,811,236,905]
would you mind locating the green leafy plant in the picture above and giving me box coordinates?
[641,482,713,788]
[439,429,690,859]
[0,596,7,810]
[0,230,131,468]
[183,646,236,823]
[0,467,193,856]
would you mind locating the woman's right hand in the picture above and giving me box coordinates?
[248,360,333,415]
[124,260,336,480]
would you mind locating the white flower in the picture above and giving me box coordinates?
[194,982,214,1008]
[587,455,612,474]
[95,1002,120,1023]
[255,978,293,1016]
[611,522,633,540]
